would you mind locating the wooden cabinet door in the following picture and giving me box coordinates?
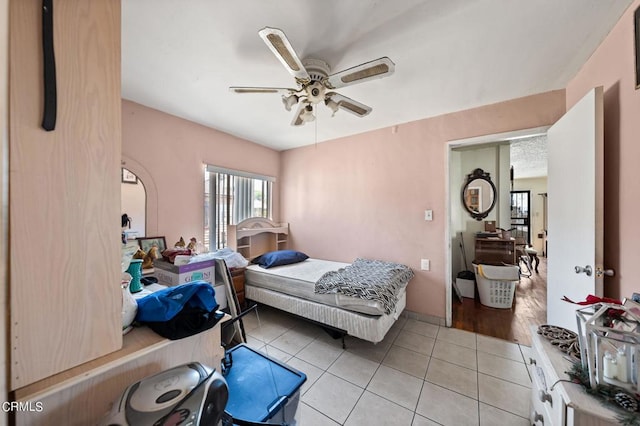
[9,0,122,389]
[231,269,246,305]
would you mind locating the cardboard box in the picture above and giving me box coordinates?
[456,278,476,299]
[154,259,215,286]
[213,283,227,310]
[154,259,227,308]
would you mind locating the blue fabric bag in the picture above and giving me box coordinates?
[136,282,223,340]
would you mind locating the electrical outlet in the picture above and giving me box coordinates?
[421,259,430,271]
[424,210,433,221]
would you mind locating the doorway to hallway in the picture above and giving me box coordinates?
[452,257,547,346]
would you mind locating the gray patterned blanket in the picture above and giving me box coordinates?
[315,258,414,315]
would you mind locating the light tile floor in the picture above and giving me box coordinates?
[238,306,532,425]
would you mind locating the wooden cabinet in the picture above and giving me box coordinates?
[530,325,618,425]
[9,0,122,389]
[228,217,289,261]
[231,268,247,305]
[474,237,516,265]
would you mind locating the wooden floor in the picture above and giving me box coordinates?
[452,257,547,346]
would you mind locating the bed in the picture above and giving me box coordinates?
[228,218,413,344]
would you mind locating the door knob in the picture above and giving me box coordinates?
[596,267,615,278]
[575,265,593,276]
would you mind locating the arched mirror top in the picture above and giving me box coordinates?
[462,168,497,221]
[121,167,147,239]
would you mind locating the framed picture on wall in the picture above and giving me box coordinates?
[137,236,166,254]
[122,168,138,184]
[635,6,640,89]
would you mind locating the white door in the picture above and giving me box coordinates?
[546,87,604,332]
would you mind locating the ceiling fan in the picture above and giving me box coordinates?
[230,27,395,126]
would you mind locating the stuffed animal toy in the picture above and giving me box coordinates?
[132,248,146,260]
[175,236,186,248]
[142,246,159,269]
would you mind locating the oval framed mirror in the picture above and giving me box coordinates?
[462,168,497,221]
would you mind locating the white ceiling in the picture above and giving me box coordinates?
[122,0,632,151]
[510,135,548,179]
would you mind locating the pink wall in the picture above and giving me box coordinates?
[122,100,280,247]
[280,91,565,318]
[120,3,640,319]
[566,1,640,300]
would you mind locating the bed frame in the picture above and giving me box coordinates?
[228,217,407,345]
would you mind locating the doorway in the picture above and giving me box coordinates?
[446,128,549,346]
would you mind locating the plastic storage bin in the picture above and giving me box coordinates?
[455,278,476,299]
[473,264,519,308]
[224,344,306,425]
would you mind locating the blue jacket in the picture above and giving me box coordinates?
[135,281,217,322]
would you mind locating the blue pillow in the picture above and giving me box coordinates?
[252,250,309,269]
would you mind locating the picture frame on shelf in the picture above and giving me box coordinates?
[122,168,138,184]
[137,236,167,254]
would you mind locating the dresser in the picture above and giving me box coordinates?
[231,267,247,306]
[474,237,516,265]
[529,325,619,425]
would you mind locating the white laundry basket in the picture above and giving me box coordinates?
[473,264,520,308]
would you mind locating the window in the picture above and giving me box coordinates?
[204,165,273,250]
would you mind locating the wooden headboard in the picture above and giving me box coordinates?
[227,217,289,260]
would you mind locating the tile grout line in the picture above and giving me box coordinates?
[250,307,534,424]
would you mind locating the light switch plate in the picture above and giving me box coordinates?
[424,210,433,221]
[421,259,430,270]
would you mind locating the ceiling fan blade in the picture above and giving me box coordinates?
[326,93,372,117]
[326,57,395,89]
[229,86,297,95]
[258,27,310,81]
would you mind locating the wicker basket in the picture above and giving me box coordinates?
[473,264,518,308]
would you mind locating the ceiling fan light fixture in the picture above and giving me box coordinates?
[282,94,299,111]
[300,105,315,122]
[325,98,339,116]
[234,28,393,126]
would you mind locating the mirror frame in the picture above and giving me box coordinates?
[461,168,497,221]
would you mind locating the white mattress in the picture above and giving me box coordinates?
[245,284,406,343]
[245,259,390,316]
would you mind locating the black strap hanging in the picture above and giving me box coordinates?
[41,0,56,131]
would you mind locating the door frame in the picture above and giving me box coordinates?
[444,126,549,327]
